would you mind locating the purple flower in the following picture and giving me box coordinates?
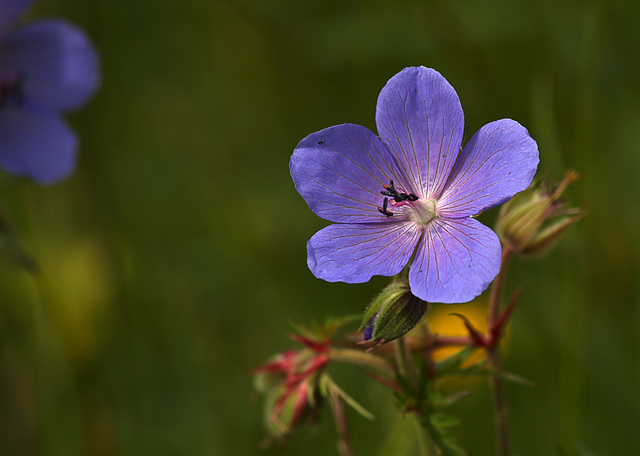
[290,67,539,303]
[0,0,99,184]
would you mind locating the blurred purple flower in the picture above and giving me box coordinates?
[290,67,539,303]
[0,0,99,184]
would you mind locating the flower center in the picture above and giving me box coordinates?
[410,199,437,225]
[376,180,437,225]
[0,74,26,108]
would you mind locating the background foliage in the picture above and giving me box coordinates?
[1,0,638,454]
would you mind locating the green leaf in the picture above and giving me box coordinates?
[322,314,361,335]
[435,346,479,373]
[288,314,360,340]
[425,413,467,456]
[287,319,316,339]
[431,411,462,429]
[435,390,473,407]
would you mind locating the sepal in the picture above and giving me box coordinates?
[360,280,429,343]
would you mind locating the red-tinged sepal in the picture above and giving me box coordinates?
[449,313,488,347]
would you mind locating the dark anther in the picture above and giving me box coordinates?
[380,180,417,202]
[377,197,394,217]
[380,180,398,198]
[0,73,26,108]
[317,140,326,144]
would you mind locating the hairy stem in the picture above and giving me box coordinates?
[487,246,513,456]
[396,337,417,386]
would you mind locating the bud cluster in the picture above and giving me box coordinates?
[253,335,328,439]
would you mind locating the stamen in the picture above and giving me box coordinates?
[380,180,418,203]
[377,197,394,217]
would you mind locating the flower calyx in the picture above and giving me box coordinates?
[360,280,429,343]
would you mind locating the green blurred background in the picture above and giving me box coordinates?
[1,0,638,454]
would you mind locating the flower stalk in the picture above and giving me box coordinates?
[328,347,395,377]
[487,246,514,456]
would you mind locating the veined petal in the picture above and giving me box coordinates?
[0,106,76,184]
[0,20,100,110]
[0,0,33,36]
[375,67,464,199]
[291,124,411,223]
[408,218,501,303]
[307,222,421,283]
[437,119,539,218]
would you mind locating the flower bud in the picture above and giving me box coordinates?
[496,171,585,257]
[254,337,329,439]
[361,280,429,343]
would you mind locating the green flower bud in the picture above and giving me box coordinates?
[361,280,429,343]
[496,171,585,257]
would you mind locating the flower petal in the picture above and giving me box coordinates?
[307,222,421,283]
[291,123,411,223]
[0,0,33,35]
[0,106,76,184]
[375,67,464,199]
[0,20,100,110]
[408,218,501,303]
[437,119,539,218]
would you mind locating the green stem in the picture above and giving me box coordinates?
[487,346,510,456]
[395,337,418,386]
[412,413,433,456]
[487,246,513,456]
[400,337,436,455]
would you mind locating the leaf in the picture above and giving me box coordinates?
[431,411,462,429]
[425,413,467,456]
[288,314,361,341]
[435,346,479,373]
[435,390,473,407]
[287,319,316,339]
[322,314,361,335]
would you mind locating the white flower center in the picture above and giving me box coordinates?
[410,199,437,226]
